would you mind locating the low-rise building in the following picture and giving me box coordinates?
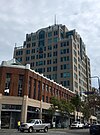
[0,59,75,128]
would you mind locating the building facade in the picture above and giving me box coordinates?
[13,24,91,96]
[0,59,74,128]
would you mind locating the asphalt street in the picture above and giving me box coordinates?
[0,128,90,135]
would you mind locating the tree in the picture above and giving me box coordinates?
[81,101,91,122]
[81,91,100,122]
[48,97,75,128]
[70,94,82,121]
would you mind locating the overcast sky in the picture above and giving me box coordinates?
[0,0,100,88]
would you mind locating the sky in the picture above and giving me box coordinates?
[0,0,100,88]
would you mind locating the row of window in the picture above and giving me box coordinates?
[27,31,58,42]
[61,80,70,87]
[26,43,58,50]
[4,73,72,101]
[25,55,70,63]
[25,48,70,55]
[16,43,70,56]
[36,66,70,74]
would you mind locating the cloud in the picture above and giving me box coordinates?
[0,0,100,88]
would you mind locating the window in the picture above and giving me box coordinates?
[39,54,43,59]
[74,73,78,80]
[39,30,45,39]
[48,39,52,44]
[53,51,57,56]
[31,49,35,53]
[27,43,31,48]
[18,75,24,96]
[36,61,44,66]
[74,65,77,72]
[61,42,66,47]
[53,59,57,64]
[30,62,34,67]
[38,81,41,100]
[46,96,48,103]
[53,44,58,49]
[53,66,57,71]
[53,37,58,42]
[38,68,44,73]
[74,57,77,64]
[75,81,78,88]
[47,60,52,64]
[46,85,49,92]
[54,31,58,36]
[47,67,52,72]
[61,72,70,78]
[48,45,52,50]
[26,56,30,61]
[60,49,66,54]
[44,53,46,58]
[31,55,35,60]
[36,55,38,59]
[32,42,36,47]
[51,74,57,79]
[28,77,31,98]
[47,52,52,57]
[64,81,67,87]
[74,50,77,56]
[42,83,45,91]
[44,47,46,51]
[67,49,69,53]
[33,79,36,99]
[4,73,11,95]
[61,57,67,62]
[67,80,70,86]
[16,50,23,56]
[32,35,36,41]
[66,56,70,61]
[61,64,66,70]
[48,32,52,37]
[67,41,69,46]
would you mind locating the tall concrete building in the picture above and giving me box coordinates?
[13,24,91,95]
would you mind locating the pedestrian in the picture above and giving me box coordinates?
[17,120,20,131]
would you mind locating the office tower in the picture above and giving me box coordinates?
[14,24,91,94]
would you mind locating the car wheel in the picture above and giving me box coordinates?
[20,129,24,132]
[44,127,48,133]
[28,127,33,133]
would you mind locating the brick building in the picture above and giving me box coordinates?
[0,59,74,128]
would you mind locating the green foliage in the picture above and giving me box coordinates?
[81,102,91,121]
[70,94,81,111]
[49,96,75,117]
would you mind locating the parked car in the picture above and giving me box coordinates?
[20,119,50,133]
[84,122,91,128]
[70,121,84,129]
[90,124,100,135]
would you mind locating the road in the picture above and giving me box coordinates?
[0,128,90,135]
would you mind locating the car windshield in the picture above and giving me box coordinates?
[27,119,35,123]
